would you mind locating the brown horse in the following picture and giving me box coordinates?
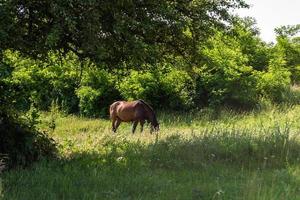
[109,100,159,134]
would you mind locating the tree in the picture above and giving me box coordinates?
[275,24,300,37]
[0,0,248,168]
[230,17,270,71]
[274,24,300,83]
[0,0,247,69]
[198,30,258,108]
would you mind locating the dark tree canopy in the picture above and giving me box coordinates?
[0,0,247,68]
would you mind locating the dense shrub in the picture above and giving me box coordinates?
[0,55,57,170]
[257,57,291,103]
[77,68,120,117]
[232,18,270,71]
[290,65,300,83]
[0,111,57,169]
[199,32,259,108]
[76,86,101,117]
[118,70,196,109]
[3,51,80,113]
[276,36,300,83]
[161,70,196,109]
[2,51,36,111]
[2,26,300,116]
[118,70,162,107]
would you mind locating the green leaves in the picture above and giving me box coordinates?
[199,30,258,107]
[257,57,291,103]
[161,70,196,109]
[274,33,300,83]
[76,86,101,117]
[118,70,159,102]
[0,0,247,68]
[275,24,300,37]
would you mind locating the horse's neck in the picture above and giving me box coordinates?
[147,111,157,124]
[142,103,155,122]
[147,112,155,122]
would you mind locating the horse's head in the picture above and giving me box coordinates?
[150,121,159,133]
[153,121,160,131]
[140,99,159,133]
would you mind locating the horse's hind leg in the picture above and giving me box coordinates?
[114,118,121,132]
[111,117,116,132]
[132,121,138,134]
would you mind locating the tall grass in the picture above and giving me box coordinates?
[1,106,300,199]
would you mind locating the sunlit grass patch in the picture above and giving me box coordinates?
[2,106,300,199]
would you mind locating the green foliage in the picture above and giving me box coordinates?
[76,86,101,117]
[2,26,299,115]
[1,51,34,111]
[275,24,300,37]
[0,54,57,170]
[2,51,80,113]
[275,36,300,83]
[1,1,300,118]
[161,70,196,109]
[199,31,258,108]
[77,68,120,117]
[36,52,80,113]
[118,70,196,109]
[0,111,57,169]
[118,70,161,107]
[257,57,291,103]
[0,0,247,68]
[2,20,300,115]
[231,17,270,71]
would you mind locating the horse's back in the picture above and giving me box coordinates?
[110,100,145,122]
[110,101,122,110]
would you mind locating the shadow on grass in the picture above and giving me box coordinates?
[2,129,300,200]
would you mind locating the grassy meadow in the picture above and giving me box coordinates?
[1,105,300,200]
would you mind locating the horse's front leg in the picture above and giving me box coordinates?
[150,125,154,134]
[140,120,145,133]
[132,121,138,134]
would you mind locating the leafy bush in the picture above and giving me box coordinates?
[2,27,300,117]
[118,70,196,109]
[290,65,300,83]
[199,32,259,108]
[232,18,270,71]
[118,70,162,107]
[3,51,80,113]
[0,111,57,169]
[0,58,56,170]
[275,36,300,83]
[161,70,196,109]
[76,86,101,117]
[77,68,120,117]
[257,57,291,103]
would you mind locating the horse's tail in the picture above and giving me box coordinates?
[109,104,114,119]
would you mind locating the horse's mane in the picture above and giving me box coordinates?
[138,99,158,125]
[138,99,154,113]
